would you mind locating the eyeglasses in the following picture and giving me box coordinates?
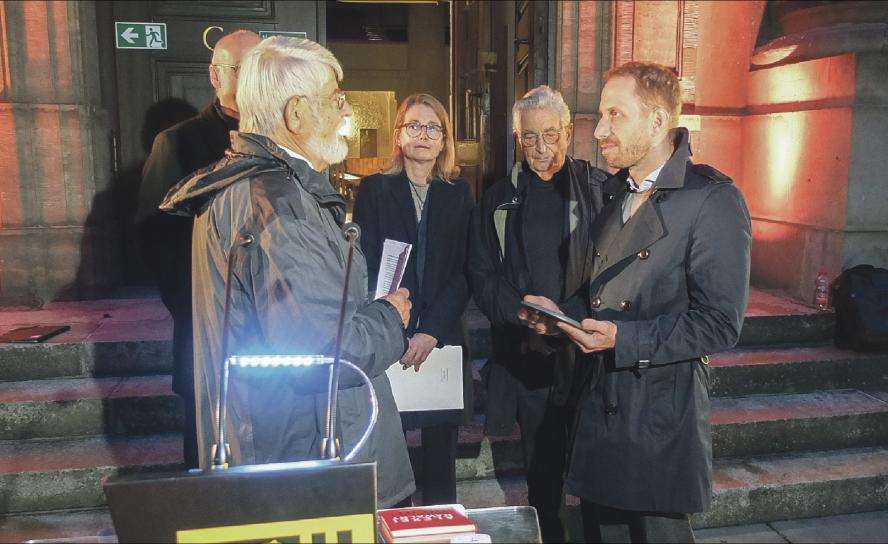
[212,62,239,75]
[520,129,562,148]
[297,89,348,111]
[400,121,444,141]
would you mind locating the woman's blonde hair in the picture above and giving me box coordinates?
[384,94,459,182]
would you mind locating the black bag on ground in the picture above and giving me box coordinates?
[832,264,888,352]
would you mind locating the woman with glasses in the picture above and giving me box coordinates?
[353,94,473,506]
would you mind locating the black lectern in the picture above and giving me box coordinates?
[104,460,376,543]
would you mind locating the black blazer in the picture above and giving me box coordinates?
[354,170,473,346]
[353,170,474,427]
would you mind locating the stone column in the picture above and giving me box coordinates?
[747,0,888,301]
[0,0,115,306]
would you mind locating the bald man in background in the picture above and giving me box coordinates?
[136,30,261,468]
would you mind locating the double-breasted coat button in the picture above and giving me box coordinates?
[605,402,618,415]
[638,248,650,259]
[591,296,602,309]
[620,300,631,311]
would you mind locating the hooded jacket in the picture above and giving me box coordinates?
[161,132,415,507]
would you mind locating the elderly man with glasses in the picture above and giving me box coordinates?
[468,85,608,542]
[160,37,415,508]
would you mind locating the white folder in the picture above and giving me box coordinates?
[385,345,463,412]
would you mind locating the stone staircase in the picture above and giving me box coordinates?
[1,290,887,541]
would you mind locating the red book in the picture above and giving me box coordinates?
[378,504,477,543]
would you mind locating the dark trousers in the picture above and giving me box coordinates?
[580,501,695,543]
[516,387,572,543]
[418,423,458,505]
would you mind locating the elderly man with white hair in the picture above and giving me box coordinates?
[160,37,415,507]
[468,85,608,541]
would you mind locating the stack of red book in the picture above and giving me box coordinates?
[377,504,478,543]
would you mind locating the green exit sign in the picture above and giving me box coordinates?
[115,22,168,49]
[259,31,307,40]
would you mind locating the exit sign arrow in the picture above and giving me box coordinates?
[120,27,139,44]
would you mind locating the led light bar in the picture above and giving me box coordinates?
[227,355,336,368]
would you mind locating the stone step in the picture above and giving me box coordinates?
[0,508,114,543]
[4,351,886,456]
[736,311,835,348]
[0,340,172,383]
[711,390,888,458]
[702,446,888,528]
[0,375,181,440]
[454,446,888,529]
[709,345,888,397]
[421,390,888,482]
[3,428,886,527]
[0,433,183,515]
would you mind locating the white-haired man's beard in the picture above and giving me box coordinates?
[306,109,349,166]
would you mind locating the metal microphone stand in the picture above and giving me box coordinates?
[322,223,361,460]
[212,233,254,469]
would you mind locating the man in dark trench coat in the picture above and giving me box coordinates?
[522,61,752,542]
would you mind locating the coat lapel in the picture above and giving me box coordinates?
[590,182,627,274]
[591,182,668,280]
[389,172,419,244]
[601,196,666,272]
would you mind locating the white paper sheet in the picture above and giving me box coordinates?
[374,239,412,299]
[385,345,463,412]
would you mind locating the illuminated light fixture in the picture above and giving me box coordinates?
[213,355,379,468]
[228,355,334,367]
[751,44,799,68]
[339,115,353,137]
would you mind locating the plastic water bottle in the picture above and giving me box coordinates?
[814,270,829,310]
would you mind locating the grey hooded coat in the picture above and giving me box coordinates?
[161,132,415,507]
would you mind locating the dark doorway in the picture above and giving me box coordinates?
[98,1,325,285]
[451,0,553,199]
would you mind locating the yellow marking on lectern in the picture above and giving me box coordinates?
[176,513,374,543]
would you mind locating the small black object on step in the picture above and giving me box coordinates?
[832,264,888,352]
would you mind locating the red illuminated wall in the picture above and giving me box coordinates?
[742,55,857,295]
[0,1,114,305]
